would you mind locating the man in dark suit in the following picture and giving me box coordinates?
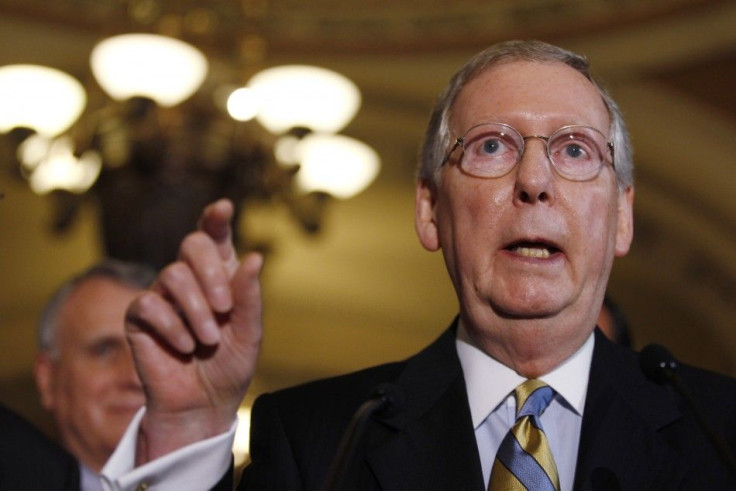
[241,326,736,489]
[111,40,736,490]
[0,403,79,490]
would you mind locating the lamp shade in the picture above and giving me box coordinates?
[0,64,86,137]
[295,133,380,199]
[226,87,258,121]
[18,135,101,194]
[90,33,208,107]
[248,65,361,134]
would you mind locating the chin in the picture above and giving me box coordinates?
[490,292,568,319]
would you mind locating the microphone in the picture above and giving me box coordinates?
[639,344,678,384]
[323,384,403,491]
[639,344,736,477]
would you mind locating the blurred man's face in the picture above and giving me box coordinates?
[35,277,144,471]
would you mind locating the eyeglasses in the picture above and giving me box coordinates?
[442,123,615,181]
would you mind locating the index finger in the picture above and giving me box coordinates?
[197,199,239,273]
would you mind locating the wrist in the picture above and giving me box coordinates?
[136,407,237,465]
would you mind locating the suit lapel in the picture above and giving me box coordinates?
[360,326,694,490]
[366,324,485,490]
[574,331,688,490]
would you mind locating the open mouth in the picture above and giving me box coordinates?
[505,241,561,259]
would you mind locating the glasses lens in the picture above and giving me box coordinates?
[548,126,609,180]
[460,124,522,178]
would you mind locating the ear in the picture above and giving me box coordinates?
[415,179,440,251]
[614,186,634,257]
[34,353,56,410]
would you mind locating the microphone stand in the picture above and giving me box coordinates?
[640,344,736,477]
[323,386,399,491]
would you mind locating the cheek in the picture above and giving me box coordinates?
[573,189,620,260]
[49,367,88,415]
[435,182,510,290]
[68,363,114,399]
[438,179,508,236]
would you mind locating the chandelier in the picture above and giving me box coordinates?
[0,32,380,269]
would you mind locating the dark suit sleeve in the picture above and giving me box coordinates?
[238,393,303,490]
[0,404,80,490]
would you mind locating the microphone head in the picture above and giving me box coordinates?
[370,383,404,419]
[639,344,678,385]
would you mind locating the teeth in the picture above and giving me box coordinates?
[512,246,551,258]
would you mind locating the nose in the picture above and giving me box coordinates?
[513,137,556,205]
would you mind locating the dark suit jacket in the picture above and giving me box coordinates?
[239,323,736,490]
[0,404,79,490]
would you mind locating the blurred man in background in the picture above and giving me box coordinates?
[34,260,155,491]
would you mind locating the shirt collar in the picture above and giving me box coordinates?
[456,320,594,428]
[80,462,103,491]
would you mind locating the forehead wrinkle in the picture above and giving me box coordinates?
[450,61,610,138]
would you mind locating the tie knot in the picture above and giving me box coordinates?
[514,379,555,419]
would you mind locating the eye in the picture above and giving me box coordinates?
[465,132,516,159]
[481,137,502,155]
[563,143,589,160]
[88,338,122,359]
[551,132,598,163]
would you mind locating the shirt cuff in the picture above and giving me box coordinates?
[100,407,237,491]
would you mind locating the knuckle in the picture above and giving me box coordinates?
[125,292,159,330]
[125,292,150,318]
[200,262,223,285]
[133,291,154,310]
[159,261,190,286]
[179,231,211,259]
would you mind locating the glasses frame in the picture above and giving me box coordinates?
[441,123,615,181]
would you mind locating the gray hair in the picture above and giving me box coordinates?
[38,260,157,356]
[418,40,633,189]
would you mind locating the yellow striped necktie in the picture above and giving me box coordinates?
[488,379,560,491]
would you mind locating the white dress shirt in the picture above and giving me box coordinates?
[80,462,104,491]
[456,322,594,491]
[100,409,236,491]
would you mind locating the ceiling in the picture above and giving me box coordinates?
[1,0,736,428]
